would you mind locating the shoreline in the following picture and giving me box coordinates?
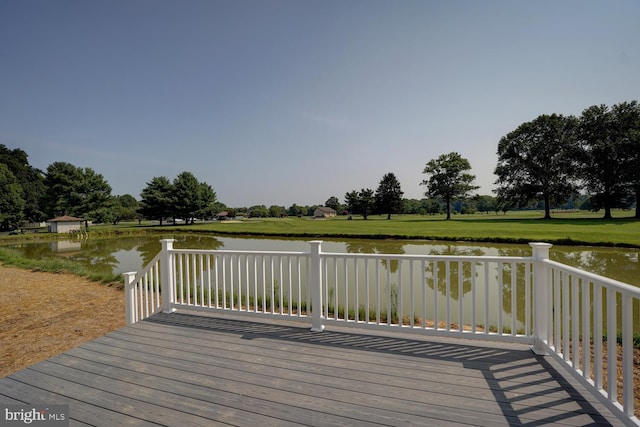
[4,227,640,249]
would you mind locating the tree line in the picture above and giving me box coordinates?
[1,99,638,230]
[306,100,640,221]
[0,145,218,230]
[494,100,640,219]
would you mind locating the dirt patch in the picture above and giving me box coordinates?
[0,264,124,377]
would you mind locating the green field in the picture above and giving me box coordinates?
[156,210,640,248]
[3,210,639,248]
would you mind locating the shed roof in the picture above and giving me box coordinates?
[48,215,83,222]
[315,206,336,213]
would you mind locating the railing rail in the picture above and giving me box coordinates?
[124,239,640,426]
[123,251,163,325]
[318,251,533,343]
[538,258,640,425]
[169,247,311,322]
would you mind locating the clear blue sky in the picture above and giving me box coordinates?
[1,1,639,207]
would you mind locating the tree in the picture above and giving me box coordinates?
[287,204,303,217]
[171,171,201,223]
[269,205,285,217]
[325,196,341,212]
[111,194,140,224]
[402,199,420,215]
[494,114,580,219]
[79,167,112,226]
[422,198,443,215]
[474,195,497,214]
[249,205,269,218]
[196,182,217,220]
[170,172,216,224]
[42,161,83,217]
[344,191,359,215]
[421,152,478,220]
[0,144,45,223]
[212,202,227,216]
[358,188,375,220]
[578,104,631,219]
[42,162,112,225]
[139,176,173,225]
[375,172,404,220]
[610,101,640,218]
[0,164,25,230]
[344,189,374,219]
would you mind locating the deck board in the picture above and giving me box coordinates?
[0,311,620,426]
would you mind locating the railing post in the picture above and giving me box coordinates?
[161,239,176,314]
[124,272,137,326]
[309,240,325,332]
[530,242,553,355]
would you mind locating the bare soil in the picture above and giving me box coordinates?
[0,264,124,377]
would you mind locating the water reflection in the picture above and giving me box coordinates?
[7,235,640,288]
[345,240,405,273]
[424,246,484,300]
[49,240,81,253]
[8,234,226,276]
[8,235,640,332]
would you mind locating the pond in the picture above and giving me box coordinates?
[7,234,640,288]
[8,234,640,333]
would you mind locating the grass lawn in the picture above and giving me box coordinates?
[151,210,640,248]
[4,210,638,248]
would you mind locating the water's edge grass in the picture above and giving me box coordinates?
[2,212,639,288]
[0,246,122,286]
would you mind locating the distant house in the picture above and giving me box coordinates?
[314,207,337,218]
[215,211,229,220]
[47,215,83,233]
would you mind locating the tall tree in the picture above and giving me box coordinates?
[79,167,112,226]
[375,172,404,220]
[344,191,360,215]
[196,182,217,221]
[139,176,173,225]
[0,145,45,222]
[474,195,497,214]
[249,205,269,218]
[494,114,580,219]
[421,152,478,220]
[111,194,140,224]
[42,161,83,217]
[344,189,374,219]
[325,196,340,212]
[269,205,285,217]
[610,101,640,218]
[287,204,303,217]
[578,104,630,219]
[0,164,25,230]
[171,171,201,223]
[42,162,112,224]
[358,188,375,220]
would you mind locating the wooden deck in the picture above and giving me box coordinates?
[0,311,621,426]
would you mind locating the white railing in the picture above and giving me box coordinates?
[125,239,640,426]
[123,251,163,325]
[170,248,312,321]
[536,256,640,425]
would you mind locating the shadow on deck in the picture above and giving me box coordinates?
[0,312,619,426]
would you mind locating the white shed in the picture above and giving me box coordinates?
[47,215,83,233]
[314,207,337,218]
